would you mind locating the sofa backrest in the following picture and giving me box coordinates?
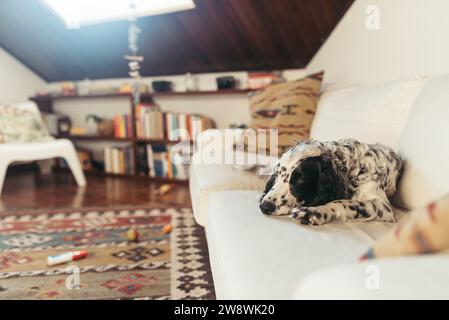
[310,76,428,150]
[392,74,449,210]
[310,74,449,210]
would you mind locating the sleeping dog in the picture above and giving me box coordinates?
[259,139,403,225]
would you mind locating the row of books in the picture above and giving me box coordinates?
[113,114,133,138]
[104,146,135,175]
[135,104,164,139]
[135,103,214,141]
[165,113,213,142]
[137,145,188,180]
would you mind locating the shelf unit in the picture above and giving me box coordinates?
[30,88,255,103]
[54,134,189,145]
[31,89,253,183]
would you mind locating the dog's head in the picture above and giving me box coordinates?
[259,144,347,216]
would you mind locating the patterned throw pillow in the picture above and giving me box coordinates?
[0,105,53,143]
[360,194,449,260]
[238,71,324,157]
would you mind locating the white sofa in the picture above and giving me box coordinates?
[189,74,449,299]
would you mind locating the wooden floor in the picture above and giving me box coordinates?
[0,165,191,216]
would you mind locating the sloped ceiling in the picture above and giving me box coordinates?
[0,0,353,82]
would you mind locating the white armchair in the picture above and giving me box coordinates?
[0,102,86,195]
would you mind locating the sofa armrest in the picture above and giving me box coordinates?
[293,255,449,300]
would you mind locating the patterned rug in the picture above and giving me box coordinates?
[0,207,215,300]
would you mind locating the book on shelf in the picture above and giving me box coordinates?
[113,114,133,138]
[165,112,214,142]
[137,144,188,180]
[135,103,214,141]
[104,146,135,175]
[135,102,163,139]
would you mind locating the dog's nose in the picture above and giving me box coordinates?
[259,201,276,215]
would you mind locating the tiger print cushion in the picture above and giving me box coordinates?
[0,105,53,143]
[237,71,324,157]
[361,194,449,260]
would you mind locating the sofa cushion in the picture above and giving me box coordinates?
[190,129,276,226]
[310,76,428,150]
[189,163,267,226]
[393,74,449,209]
[247,71,324,154]
[206,190,403,299]
[293,255,449,299]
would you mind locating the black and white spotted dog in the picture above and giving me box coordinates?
[259,139,403,225]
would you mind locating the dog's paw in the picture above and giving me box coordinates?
[290,207,325,226]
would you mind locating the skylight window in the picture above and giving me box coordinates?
[42,0,196,28]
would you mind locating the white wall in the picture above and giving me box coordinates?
[0,47,46,104]
[308,0,449,86]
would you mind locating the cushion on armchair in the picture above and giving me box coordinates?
[0,102,53,143]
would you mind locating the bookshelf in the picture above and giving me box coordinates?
[30,89,254,102]
[55,134,190,145]
[31,90,245,184]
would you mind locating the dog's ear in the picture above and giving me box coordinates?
[289,156,348,206]
[314,157,347,205]
[289,157,321,205]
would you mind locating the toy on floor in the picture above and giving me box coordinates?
[154,184,174,196]
[162,223,172,234]
[47,250,88,266]
[126,228,139,242]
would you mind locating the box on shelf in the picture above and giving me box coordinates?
[247,71,284,90]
